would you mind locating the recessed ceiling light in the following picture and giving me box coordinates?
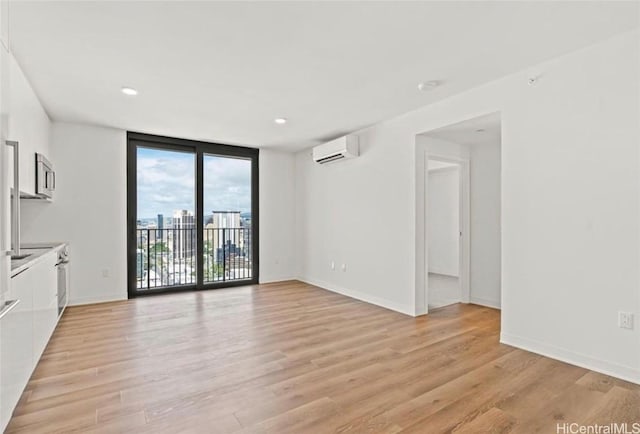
[274,118,287,124]
[121,87,138,96]
[417,80,441,91]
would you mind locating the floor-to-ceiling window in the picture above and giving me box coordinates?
[127,133,259,297]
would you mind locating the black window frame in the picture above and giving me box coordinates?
[126,132,259,298]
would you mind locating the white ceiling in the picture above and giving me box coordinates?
[9,1,639,151]
[426,112,501,147]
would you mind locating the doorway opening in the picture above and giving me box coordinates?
[126,133,259,298]
[417,112,502,314]
[427,158,463,309]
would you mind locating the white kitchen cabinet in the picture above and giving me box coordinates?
[1,266,35,429]
[31,251,57,362]
[1,250,57,430]
[0,0,8,51]
[6,52,51,197]
[0,22,9,434]
[0,37,9,269]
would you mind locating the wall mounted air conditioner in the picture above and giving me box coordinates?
[312,135,359,164]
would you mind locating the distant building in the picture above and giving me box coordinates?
[136,248,145,281]
[212,211,241,229]
[206,211,245,263]
[173,210,196,259]
[157,214,164,238]
[147,223,157,244]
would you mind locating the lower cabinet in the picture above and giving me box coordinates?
[1,250,59,431]
[1,267,35,429]
[32,253,58,361]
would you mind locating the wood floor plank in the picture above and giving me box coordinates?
[511,383,606,433]
[584,386,640,426]
[5,280,639,433]
[451,407,515,434]
[576,370,640,394]
[238,397,341,434]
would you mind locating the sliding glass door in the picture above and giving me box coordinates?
[202,154,253,283]
[127,133,258,297]
[135,147,196,290]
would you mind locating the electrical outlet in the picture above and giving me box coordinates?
[619,312,634,330]
[331,261,335,270]
[341,263,347,272]
[101,269,110,278]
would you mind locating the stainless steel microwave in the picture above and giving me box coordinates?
[35,153,55,199]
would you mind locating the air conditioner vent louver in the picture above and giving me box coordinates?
[316,154,345,164]
[312,135,359,165]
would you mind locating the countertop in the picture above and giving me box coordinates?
[10,242,67,277]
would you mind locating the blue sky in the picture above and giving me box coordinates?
[137,147,251,219]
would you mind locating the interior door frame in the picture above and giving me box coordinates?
[424,153,471,312]
[126,132,259,298]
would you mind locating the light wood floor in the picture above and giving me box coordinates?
[6,280,640,433]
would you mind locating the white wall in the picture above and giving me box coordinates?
[21,123,128,305]
[295,129,417,315]
[295,30,640,383]
[21,123,297,304]
[427,166,459,276]
[259,150,296,283]
[470,140,501,309]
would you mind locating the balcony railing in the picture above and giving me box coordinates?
[136,227,252,290]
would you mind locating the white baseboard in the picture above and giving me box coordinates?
[69,293,127,306]
[259,276,297,284]
[500,332,640,385]
[429,299,461,309]
[470,296,501,310]
[297,276,415,317]
[428,271,459,278]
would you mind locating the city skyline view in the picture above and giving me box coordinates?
[135,146,254,290]
[137,147,252,219]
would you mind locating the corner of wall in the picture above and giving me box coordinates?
[297,276,416,317]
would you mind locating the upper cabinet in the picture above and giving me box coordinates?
[1,1,52,198]
[6,52,52,197]
[0,0,8,51]
[2,0,52,197]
